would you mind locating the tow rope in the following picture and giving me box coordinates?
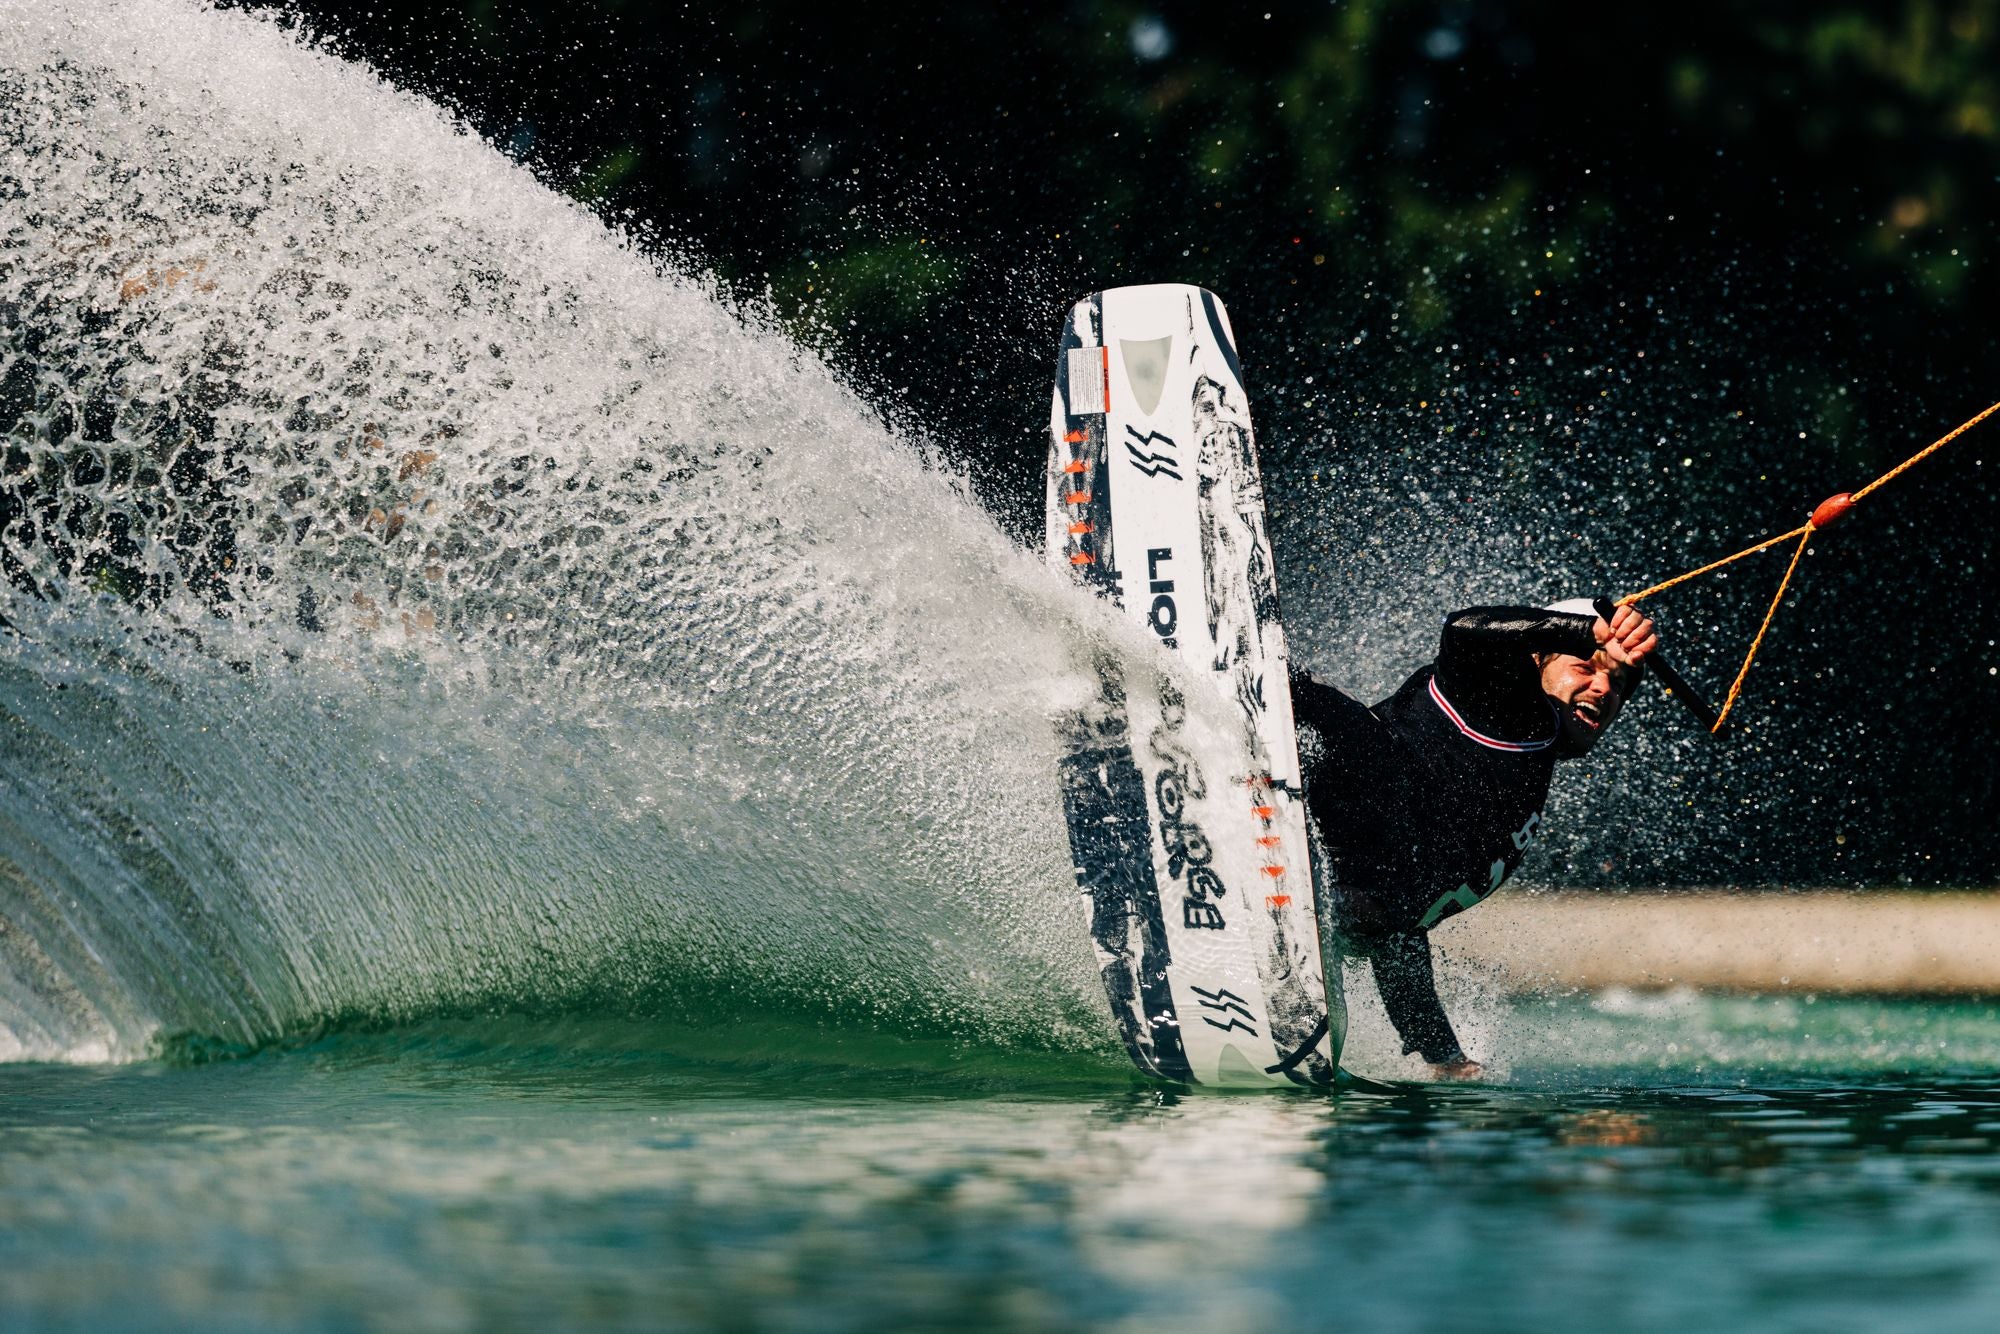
[1614,399,2000,735]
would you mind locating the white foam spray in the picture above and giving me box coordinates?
[0,0,1152,1063]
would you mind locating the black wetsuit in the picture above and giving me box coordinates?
[1289,606,1601,1064]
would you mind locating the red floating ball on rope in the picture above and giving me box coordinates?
[1810,492,1856,530]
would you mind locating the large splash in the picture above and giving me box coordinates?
[0,0,1158,1063]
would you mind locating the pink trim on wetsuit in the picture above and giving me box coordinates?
[1426,674,1556,753]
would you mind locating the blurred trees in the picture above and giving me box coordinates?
[199,0,1999,882]
[246,0,2000,507]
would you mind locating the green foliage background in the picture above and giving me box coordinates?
[213,0,2000,882]
[254,1,1999,496]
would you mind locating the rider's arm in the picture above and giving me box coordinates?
[1369,931,1466,1065]
[1288,661,1378,741]
[1436,605,1599,679]
[1431,606,1599,738]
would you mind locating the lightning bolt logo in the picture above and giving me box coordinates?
[1189,985,1259,1034]
[1123,426,1182,480]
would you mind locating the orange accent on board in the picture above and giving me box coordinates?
[1251,806,1274,820]
[1266,895,1292,908]
[1064,459,1087,473]
[1068,521,1091,535]
[1255,836,1281,847]
[1063,430,1086,444]
[1069,552,1093,565]
[1066,491,1090,505]
[1260,865,1285,877]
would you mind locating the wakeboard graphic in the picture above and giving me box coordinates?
[1047,284,1342,1087]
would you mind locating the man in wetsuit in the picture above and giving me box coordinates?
[1289,600,1658,1080]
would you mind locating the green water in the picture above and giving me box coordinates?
[6,995,2000,1333]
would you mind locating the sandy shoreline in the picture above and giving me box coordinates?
[1431,890,2000,996]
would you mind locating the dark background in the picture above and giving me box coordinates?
[231,0,1999,885]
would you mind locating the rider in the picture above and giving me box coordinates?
[1288,599,1658,1080]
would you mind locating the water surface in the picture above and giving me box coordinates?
[6,996,2000,1332]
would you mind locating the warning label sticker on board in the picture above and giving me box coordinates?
[1067,346,1107,415]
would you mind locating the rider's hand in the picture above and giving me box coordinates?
[1593,604,1657,669]
[1428,1059,1484,1082]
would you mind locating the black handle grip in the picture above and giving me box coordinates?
[1592,596,1728,736]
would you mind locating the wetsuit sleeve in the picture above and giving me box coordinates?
[1370,931,1465,1064]
[1287,662,1371,740]
[1431,606,1600,739]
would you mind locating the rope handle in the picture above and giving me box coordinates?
[1616,399,1999,734]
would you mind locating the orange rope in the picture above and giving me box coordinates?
[1614,398,1999,733]
[1851,397,2000,501]
[1709,524,1813,732]
[1615,523,1810,607]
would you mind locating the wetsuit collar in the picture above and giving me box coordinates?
[1426,674,1557,753]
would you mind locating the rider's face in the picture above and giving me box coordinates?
[1539,651,1630,754]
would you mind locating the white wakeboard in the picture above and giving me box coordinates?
[1046,283,1343,1087]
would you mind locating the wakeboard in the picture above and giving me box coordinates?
[1046,283,1342,1087]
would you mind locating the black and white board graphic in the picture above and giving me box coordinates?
[1047,284,1342,1087]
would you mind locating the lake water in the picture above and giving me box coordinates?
[6,996,2000,1332]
